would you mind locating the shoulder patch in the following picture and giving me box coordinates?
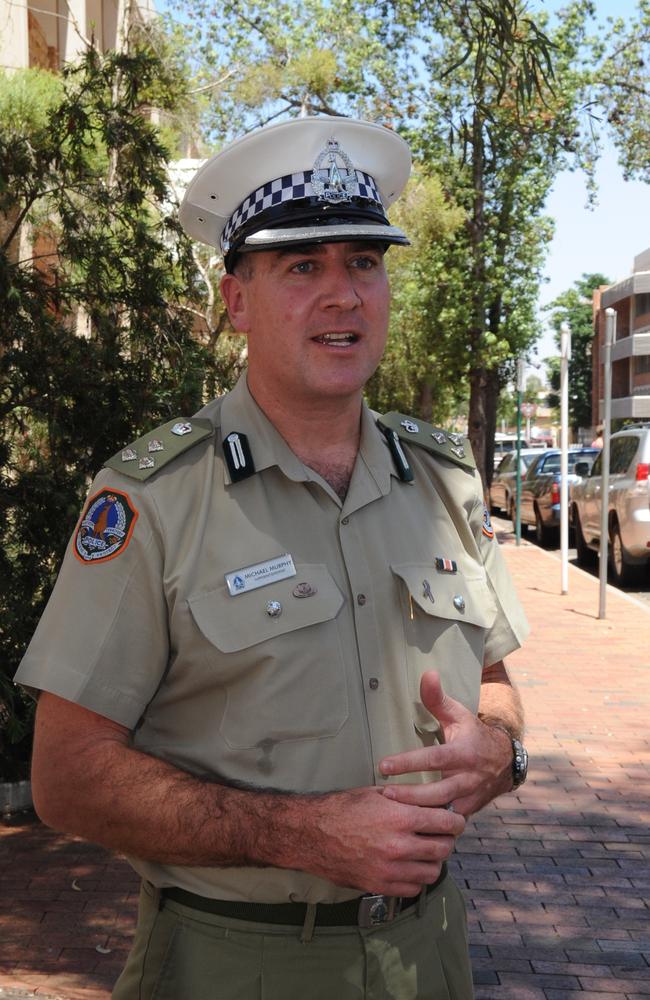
[378,413,476,471]
[104,418,214,481]
[482,503,495,539]
[74,488,138,564]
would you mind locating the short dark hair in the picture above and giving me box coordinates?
[230,252,258,282]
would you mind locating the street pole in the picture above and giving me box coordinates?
[515,358,525,546]
[598,309,615,619]
[560,322,571,595]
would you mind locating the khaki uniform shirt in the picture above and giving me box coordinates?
[16,374,528,904]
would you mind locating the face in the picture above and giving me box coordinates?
[220,241,391,412]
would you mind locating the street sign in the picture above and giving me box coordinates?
[520,402,537,417]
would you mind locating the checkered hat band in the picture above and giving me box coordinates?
[221,170,383,250]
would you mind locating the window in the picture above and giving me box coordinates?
[634,355,650,375]
[610,436,640,474]
[636,292,650,317]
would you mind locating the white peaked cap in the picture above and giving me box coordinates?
[179,116,412,270]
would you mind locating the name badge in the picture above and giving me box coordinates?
[225,554,297,596]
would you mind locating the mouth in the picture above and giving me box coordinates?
[311,332,359,347]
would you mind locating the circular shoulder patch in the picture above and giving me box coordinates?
[74,488,139,564]
[482,503,495,540]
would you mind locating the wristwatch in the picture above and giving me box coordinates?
[489,725,529,790]
[510,737,529,790]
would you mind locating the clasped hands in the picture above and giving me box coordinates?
[311,671,515,897]
[379,670,514,818]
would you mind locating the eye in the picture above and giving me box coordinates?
[290,259,315,274]
[351,254,379,270]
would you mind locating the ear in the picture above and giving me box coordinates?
[220,272,251,333]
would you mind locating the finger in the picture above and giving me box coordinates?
[410,807,465,838]
[382,779,464,808]
[420,671,473,732]
[379,742,464,776]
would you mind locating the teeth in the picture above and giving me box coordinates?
[319,333,354,343]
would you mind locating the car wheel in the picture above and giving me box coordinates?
[573,506,594,565]
[609,520,644,586]
[534,505,556,548]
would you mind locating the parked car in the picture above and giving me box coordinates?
[571,425,650,585]
[490,449,539,518]
[517,447,600,547]
[493,433,529,471]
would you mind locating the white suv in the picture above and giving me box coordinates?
[571,425,650,585]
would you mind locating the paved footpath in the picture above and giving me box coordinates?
[1,531,649,999]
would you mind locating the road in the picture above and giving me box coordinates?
[490,513,650,608]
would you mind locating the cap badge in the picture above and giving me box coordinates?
[293,582,317,599]
[400,419,419,434]
[312,139,357,204]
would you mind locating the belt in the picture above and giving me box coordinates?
[161,862,447,930]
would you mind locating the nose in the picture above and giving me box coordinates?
[321,261,362,310]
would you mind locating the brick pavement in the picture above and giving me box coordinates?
[1,532,649,999]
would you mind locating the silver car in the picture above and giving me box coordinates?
[571,425,650,585]
[489,449,539,519]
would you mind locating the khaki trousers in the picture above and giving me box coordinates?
[112,875,474,1000]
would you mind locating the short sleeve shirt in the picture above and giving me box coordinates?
[16,375,528,903]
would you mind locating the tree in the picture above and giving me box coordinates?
[543,272,610,433]
[409,0,595,486]
[0,34,244,779]
[595,0,650,181]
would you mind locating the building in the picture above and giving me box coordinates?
[592,248,650,423]
[0,0,155,74]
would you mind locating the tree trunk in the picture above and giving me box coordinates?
[418,381,434,422]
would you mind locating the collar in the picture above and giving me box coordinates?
[218,373,400,496]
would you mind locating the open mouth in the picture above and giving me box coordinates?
[312,332,359,347]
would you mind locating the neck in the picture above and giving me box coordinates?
[246,376,363,498]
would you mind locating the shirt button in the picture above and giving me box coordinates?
[357,594,367,606]
[369,677,379,690]
[341,516,350,525]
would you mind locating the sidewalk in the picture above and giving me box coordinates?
[1,531,649,999]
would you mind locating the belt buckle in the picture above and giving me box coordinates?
[357,893,401,929]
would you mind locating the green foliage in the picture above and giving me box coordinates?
[365,172,468,422]
[0,40,242,779]
[543,272,610,432]
[595,0,650,182]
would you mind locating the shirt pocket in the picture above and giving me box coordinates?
[187,563,348,749]
[390,562,498,739]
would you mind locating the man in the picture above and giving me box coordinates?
[16,117,529,1000]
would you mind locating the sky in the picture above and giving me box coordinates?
[532,0,650,368]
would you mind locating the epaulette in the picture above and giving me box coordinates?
[104,417,214,482]
[378,412,476,471]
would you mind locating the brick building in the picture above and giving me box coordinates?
[0,0,155,74]
[592,248,650,423]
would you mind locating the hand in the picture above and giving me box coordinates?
[378,671,514,818]
[292,785,465,898]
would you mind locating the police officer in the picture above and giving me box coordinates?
[16,117,529,1000]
